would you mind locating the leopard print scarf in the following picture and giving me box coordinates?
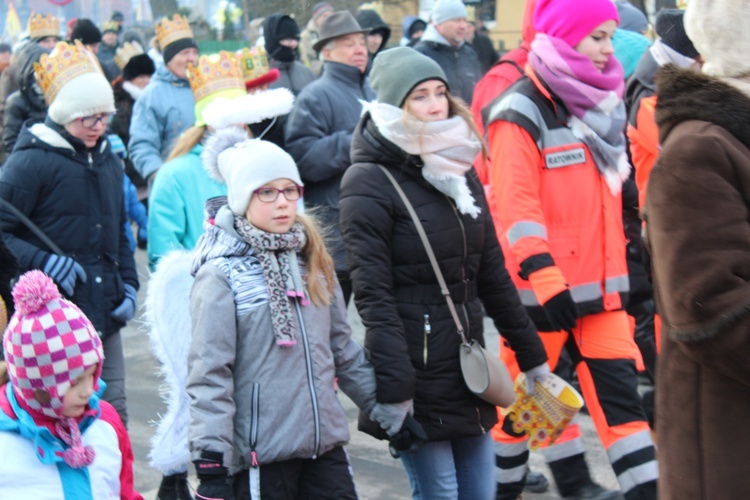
[234,216,309,346]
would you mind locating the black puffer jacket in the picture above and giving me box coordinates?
[2,43,49,154]
[340,114,547,441]
[0,119,138,337]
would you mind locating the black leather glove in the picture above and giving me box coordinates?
[194,451,235,500]
[388,414,428,458]
[542,289,578,331]
[196,477,235,500]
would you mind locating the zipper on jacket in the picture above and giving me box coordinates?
[87,152,93,169]
[423,314,431,366]
[294,300,321,458]
[476,407,486,433]
[249,383,260,468]
[447,198,471,339]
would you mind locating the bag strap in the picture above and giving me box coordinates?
[377,165,469,345]
[0,197,64,255]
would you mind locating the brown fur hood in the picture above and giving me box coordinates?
[655,64,750,150]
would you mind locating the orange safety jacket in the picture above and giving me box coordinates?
[484,66,629,331]
[626,94,658,209]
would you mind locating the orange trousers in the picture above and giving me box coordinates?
[492,310,647,450]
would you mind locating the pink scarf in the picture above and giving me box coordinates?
[529,33,630,194]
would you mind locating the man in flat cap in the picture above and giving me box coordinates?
[285,11,375,304]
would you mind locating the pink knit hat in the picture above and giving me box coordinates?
[534,0,619,47]
[3,270,104,419]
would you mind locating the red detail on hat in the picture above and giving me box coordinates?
[245,68,280,91]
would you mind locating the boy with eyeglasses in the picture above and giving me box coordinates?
[0,40,138,427]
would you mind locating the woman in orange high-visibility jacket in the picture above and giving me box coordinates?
[483,1,657,499]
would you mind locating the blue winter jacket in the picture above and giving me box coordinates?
[0,120,138,337]
[128,64,195,180]
[147,145,227,268]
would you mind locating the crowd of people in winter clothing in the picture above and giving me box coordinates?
[1,0,749,498]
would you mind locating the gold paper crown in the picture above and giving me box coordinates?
[34,41,104,104]
[102,20,120,33]
[28,12,60,40]
[237,47,270,81]
[187,51,245,102]
[155,14,194,49]
[115,41,145,70]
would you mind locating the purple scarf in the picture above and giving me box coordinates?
[529,33,630,194]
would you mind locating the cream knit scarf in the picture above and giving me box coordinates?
[365,101,483,218]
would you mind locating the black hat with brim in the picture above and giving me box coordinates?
[313,11,370,53]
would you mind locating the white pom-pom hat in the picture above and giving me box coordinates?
[201,127,303,216]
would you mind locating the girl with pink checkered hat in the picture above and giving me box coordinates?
[0,270,142,499]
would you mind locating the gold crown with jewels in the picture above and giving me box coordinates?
[114,41,145,70]
[155,14,194,49]
[34,41,103,104]
[187,51,245,102]
[102,20,120,33]
[237,46,270,82]
[28,12,60,40]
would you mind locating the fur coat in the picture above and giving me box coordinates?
[646,64,750,499]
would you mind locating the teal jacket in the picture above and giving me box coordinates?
[147,145,227,268]
[128,64,195,180]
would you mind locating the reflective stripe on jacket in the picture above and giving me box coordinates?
[485,66,629,330]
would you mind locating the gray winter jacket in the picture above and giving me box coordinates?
[187,206,377,472]
[284,61,375,272]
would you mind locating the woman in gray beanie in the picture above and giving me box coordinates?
[340,47,547,499]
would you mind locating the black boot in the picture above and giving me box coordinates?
[547,453,621,499]
[156,472,192,500]
[523,470,550,493]
[562,484,624,500]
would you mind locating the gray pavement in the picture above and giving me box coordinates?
[123,247,619,499]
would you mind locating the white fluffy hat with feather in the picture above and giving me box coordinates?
[201,87,295,131]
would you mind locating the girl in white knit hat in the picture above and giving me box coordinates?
[184,130,406,500]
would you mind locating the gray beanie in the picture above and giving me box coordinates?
[370,47,448,107]
[432,0,468,25]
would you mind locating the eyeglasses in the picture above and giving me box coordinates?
[78,113,113,129]
[253,185,303,203]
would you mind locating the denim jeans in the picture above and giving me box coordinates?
[400,432,496,500]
